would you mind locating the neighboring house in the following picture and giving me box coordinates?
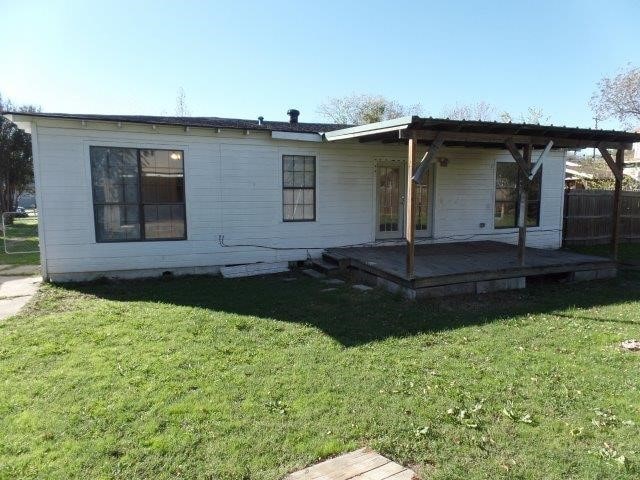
[4,111,640,296]
[564,159,594,190]
[624,143,640,180]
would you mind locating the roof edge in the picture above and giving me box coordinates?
[324,116,415,141]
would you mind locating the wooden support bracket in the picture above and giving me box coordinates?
[529,140,553,179]
[412,132,444,183]
[505,138,532,177]
[598,145,624,182]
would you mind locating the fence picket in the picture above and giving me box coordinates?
[563,190,640,245]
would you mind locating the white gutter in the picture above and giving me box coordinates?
[324,116,414,141]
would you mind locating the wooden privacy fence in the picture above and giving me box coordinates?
[563,190,640,245]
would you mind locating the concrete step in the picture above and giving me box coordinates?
[311,258,340,274]
[302,268,324,279]
[322,252,350,269]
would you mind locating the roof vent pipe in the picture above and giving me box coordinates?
[257,116,264,125]
[287,109,300,124]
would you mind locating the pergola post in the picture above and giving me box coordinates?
[598,146,625,261]
[516,144,532,265]
[611,149,624,260]
[505,140,533,266]
[405,135,418,278]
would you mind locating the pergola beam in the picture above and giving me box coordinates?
[399,129,631,150]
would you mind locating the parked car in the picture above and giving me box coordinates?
[13,207,28,218]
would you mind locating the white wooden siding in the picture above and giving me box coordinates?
[32,120,565,280]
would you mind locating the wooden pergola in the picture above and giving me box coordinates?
[325,117,640,278]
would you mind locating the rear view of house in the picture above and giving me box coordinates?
[5,111,639,297]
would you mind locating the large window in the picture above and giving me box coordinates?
[282,155,316,221]
[494,162,541,229]
[90,146,186,242]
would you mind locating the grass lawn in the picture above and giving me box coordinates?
[1,272,639,479]
[0,217,40,266]
[566,243,640,265]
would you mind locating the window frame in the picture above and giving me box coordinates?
[282,154,316,222]
[493,161,542,230]
[90,146,187,243]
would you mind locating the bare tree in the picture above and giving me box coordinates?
[317,94,422,125]
[590,64,640,128]
[175,87,190,117]
[441,101,497,121]
[0,93,41,114]
[441,101,550,124]
[500,106,550,124]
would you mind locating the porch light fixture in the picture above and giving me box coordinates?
[438,157,449,167]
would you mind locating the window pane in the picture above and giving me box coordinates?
[293,204,304,220]
[283,188,314,220]
[283,171,294,187]
[144,204,185,239]
[303,188,314,204]
[293,157,305,171]
[304,171,315,187]
[95,205,141,241]
[529,168,542,201]
[494,201,517,228]
[91,147,138,204]
[283,204,294,220]
[140,149,185,203]
[293,171,304,187]
[304,156,314,171]
[283,156,294,172]
[303,204,315,220]
[496,163,517,189]
[282,155,315,221]
[527,201,540,227]
[495,187,517,202]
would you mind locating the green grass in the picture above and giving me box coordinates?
[567,243,640,264]
[0,217,40,266]
[1,272,640,479]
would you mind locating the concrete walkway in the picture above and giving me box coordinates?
[0,266,41,320]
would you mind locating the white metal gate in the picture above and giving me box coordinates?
[1,211,39,255]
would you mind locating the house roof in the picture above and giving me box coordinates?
[5,111,640,149]
[325,116,640,149]
[2,111,351,134]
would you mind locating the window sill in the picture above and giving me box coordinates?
[95,237,187,243]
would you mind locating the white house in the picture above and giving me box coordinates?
[4,110,638,296]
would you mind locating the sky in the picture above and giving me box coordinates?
[1,0,639,129]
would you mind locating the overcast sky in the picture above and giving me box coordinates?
[2,0,639,129]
